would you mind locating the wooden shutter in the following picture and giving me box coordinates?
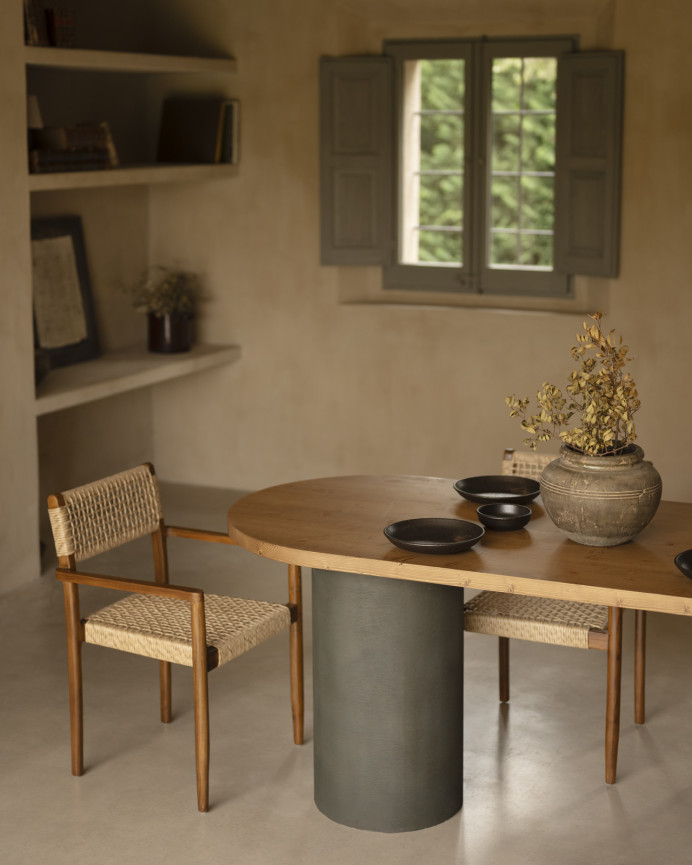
[319,56,392,265]
[554,51,624,277]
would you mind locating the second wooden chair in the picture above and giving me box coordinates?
[463,448,646,783]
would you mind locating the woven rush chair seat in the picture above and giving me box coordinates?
[464,593,608,649]
[85,593,291,668]
[464,448,647,785]
[47,462,304,812]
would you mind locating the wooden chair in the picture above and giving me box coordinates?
[47,462,303,812]
[463,448,646,783]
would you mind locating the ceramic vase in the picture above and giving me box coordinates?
[540,444,662,546]
[147,312,193,353]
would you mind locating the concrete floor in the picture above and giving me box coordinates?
[3,480,692,865]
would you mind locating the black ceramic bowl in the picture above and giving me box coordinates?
[477,502,532,531]
[384,518,484,554]
[674,549,692,579]
[454,475,540,505]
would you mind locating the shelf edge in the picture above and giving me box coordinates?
[25,45,237,74]
[28,163,239,192]
[35,344,241,416]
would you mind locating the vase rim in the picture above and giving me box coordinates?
[559,443,644,464]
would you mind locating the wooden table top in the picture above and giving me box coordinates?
[227,474,692,617]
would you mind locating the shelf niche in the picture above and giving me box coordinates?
[35,343,242,416]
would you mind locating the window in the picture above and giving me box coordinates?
[384,38,573,298]
[319,44,623,304]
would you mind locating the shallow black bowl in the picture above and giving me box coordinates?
[674,549,692,579]
[477,502,532,531]
[454,475,540,505]
[384,518,484,555]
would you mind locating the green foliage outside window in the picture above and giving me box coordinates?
[490,57,557,268]
[418,59,464,263]
[414,55,557,269]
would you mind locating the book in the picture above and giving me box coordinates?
[30,121,119,170]
[29,149,112,173]
[45,7,76,48]
[23,1,40,46]
[25,1,50,46]
[157,97,228,164]
[219,99,240,164]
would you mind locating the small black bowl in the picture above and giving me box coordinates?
[476,502,532,531]
[454,475,540,505]
[384,518,484,554]
[674,549,692,579]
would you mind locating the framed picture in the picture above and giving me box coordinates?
[31,216,100,370]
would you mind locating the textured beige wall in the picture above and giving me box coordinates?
[147,0,692,502]
[0,3,40,592]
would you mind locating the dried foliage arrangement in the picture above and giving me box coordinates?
[133,266,201,317]
[506,312,641,456]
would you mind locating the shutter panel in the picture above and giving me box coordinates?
[554,51,624,277]
[319,56,392,265]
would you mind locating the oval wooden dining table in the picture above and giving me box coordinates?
[227,474,692,832]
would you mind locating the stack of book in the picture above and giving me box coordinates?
[29,121,119,174]
[157,97,240,165]
[24,2,76,47]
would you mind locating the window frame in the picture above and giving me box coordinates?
[383,36,577,299]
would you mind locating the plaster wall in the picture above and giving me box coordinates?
[0,2,40,592]
[148,0,692,503]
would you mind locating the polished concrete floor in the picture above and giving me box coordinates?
[3,481,692,865]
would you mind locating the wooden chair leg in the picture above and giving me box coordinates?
[288,565,304,745]
[605,606,623,784]
[63,582,84,776]
[634,610,646,725]
[499,636,510,703]
[160,661,172,723]
[191,596,210,812]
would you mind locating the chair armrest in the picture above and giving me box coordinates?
[55,568,203,601]
[165,525,236,545]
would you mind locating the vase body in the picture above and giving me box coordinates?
[540,444,662,547]
[147,312,192,353]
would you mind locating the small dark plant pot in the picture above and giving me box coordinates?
[147,312,193,353]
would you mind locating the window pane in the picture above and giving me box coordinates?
[522,58,557,111]
[491,176,519,229]
[491,114,520,172]
[420,59,464,111]
[520,232,553,268]
[521,113,555,173]
[488,55,557,271]
[418,229,462,264]
[420,114,464,172]
[492,58,521,111]
[521,175,554,231]
[401,58,464,265]
[419,173,463,228]
[490,231,519,266]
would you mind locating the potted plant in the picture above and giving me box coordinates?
[506,312,662,546]
[133,266,201,353]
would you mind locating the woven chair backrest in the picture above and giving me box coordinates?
[48,464,164,562]
[501,448,555,481]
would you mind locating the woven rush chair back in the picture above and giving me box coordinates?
[48,463,163,563]
[501,447,554,481]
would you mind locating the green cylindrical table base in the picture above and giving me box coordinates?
[312,568,464,832]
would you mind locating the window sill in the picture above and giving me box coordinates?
[336,267,608,315]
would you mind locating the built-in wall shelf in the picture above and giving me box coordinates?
[35,343,241,416]
[25,46,237,75]
[29,163,238,191]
